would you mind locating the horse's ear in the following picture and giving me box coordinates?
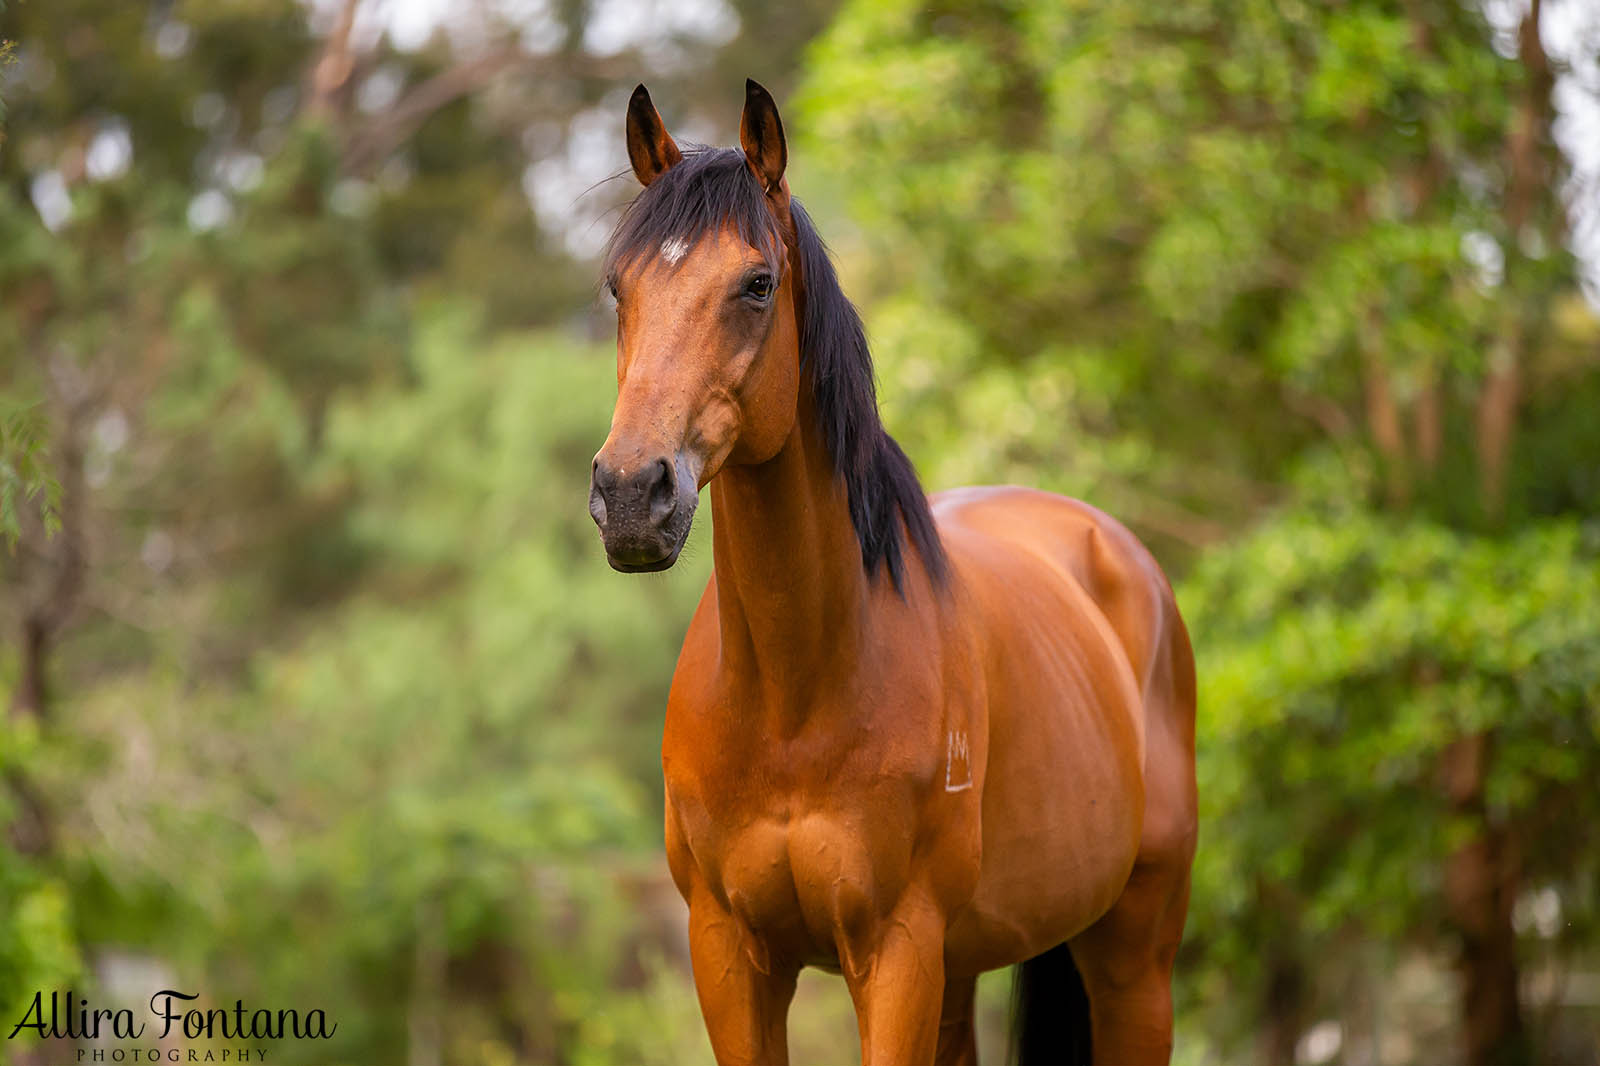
[739,78,786,194]
[626,84,682,188]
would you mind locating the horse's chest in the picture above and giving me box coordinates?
[662,668,960,959]
[670,781,914,962]
[716,819,808,936]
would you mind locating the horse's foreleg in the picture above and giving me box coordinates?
[935,974,979,1066]
[842,887,947,1065]
[687,886,798,1066]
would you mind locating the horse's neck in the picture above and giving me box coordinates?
[708,390,870,706]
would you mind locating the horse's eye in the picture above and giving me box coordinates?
[744,274,773,302]
[605,277,620,301]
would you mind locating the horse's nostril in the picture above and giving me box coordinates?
[648,457,678,524]
[590,456,621,529]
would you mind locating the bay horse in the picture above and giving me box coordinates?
[588,79,1198,1065]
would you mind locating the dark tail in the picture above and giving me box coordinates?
[1010,941,1093,1065]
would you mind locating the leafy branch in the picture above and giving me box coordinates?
[0,400,61,549]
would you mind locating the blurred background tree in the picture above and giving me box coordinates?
[1,0,1597,1063]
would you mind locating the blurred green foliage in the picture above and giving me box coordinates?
[1182,508,1600,1054]
[797,0,1596,543]
[0,400,59,548]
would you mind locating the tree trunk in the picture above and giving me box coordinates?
[10,615,49,718]
[7,614,57,856]
[408,897,446,1066]
[1476,0,1555,519]
[1259,953,1306,1066]
[1361,340,1409,509]
[5,354,92,852]
[1441,734,1528,1064]
[1414,370,1441,475]
[308,0,361,121]
[1475,339,1520,518]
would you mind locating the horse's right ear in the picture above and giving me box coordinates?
[625,84,682,188]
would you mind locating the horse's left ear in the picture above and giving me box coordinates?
[739,78,787,195]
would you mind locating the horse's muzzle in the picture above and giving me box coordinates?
[589,452,697,572]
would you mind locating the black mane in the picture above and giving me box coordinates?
[603,147,947,592]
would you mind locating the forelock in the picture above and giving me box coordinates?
[603,147,783,278]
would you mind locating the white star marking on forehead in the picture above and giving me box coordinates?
[661,237,689,265]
